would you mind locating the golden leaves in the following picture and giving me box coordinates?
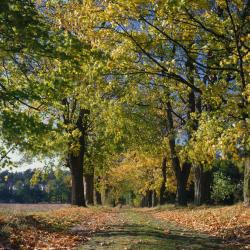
[0,206,113,250]
[152,204,250,248]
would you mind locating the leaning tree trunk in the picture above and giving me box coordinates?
[194,165,203,206]
[159,156,167,205]
[244,156,250,206]
[84,174,94,205]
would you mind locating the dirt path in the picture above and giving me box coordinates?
[78,209,236,250]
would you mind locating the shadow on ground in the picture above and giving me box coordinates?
[0,215,75,250]
[79,210,235,250]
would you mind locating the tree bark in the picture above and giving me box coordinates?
[194,166,203,206]
[203,170,212,204]
[94,176,102,205]
[147,190,152,207]
[244,156,250,206]
[67,109,88,207]
[226,0,249,207]
[84,174,94,205]
[152,190,158,207]
[141,191,153,207]
[175,162,191,206]
[166,101,191,206]
[95,188,102,205]
[140,196,146,207]
[159,156,167,205]
[70,161,85,206]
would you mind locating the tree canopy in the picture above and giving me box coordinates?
[0,0,249,207]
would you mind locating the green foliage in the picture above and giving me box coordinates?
[211,172,236,204]
[0,0,249,206]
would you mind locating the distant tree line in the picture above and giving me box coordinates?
[0,169,71,203]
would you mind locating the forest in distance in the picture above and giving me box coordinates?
[0,0,249,207]
[0,0,250,249]
[0,169,71,204]
[0,162,243,205]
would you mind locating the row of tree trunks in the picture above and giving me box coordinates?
[65,105,103,207]
[72,170,101,206]
[193,167,213,205]
[141,190,158,207]
[83,174,103,206]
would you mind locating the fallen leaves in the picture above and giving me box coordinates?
[150,204,250,249]
[1,204,249,249]
[0,205,113,250]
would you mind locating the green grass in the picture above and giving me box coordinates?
[79,209,235,250]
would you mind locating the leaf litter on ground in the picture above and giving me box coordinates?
[145,204,250,249]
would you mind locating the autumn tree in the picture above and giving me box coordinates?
[1,0,248,207]
[62,0,249,206]
[0,0,98,206]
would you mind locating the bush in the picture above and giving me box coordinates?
[211,172,236,203]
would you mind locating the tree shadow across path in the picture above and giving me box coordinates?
[79,209,237,250]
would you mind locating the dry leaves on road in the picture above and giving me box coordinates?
[0,206,113,250]
[150,204,250,249]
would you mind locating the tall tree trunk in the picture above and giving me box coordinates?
[203,170,212,204]
[141,191,151,207]
[152,190,158,207]
[84,174,94,205]
[94,176,102,205]
[141,196,146,207]
[166,101,191,206]
[175,162,191,206]
[194,166,203,206]
[70,155,85,206]
[226,1,249,206]
[147,190,152,207]
[159,156,167,205]
[193,168,212,205]
[244,156,250,206]
[67,109,88,207]
[95,189,102,205]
